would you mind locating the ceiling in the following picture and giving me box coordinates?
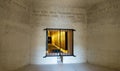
[29,0,106,8]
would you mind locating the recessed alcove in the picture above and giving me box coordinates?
[44,28,75,57]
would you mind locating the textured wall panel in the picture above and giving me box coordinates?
[87,0,120,70]
[30,7,87,64]
[0,0,31,71]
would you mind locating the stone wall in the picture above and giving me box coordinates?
[87,0,120,70]
[0,0,31,71]
[30,7,87,64]
[1,0,120,70]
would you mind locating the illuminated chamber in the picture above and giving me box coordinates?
[44,28,75,57]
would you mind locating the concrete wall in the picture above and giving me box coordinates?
[87,0,120,70]
[30,7,87,64]
[0,66,4,71]
[0,0,87,69]
[0,0,31,71]
[2,0,120,70]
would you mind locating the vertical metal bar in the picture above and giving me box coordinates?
[59,30,61,56]
[46,30,48,56]
[65,32,68,50]
[72,30,74,55]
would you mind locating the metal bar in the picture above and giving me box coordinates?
[59,30,61,56]
[44,28,75,31]
[72,31,74,55]
[44,55,76,57]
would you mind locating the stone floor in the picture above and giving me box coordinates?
[14,63,118,71]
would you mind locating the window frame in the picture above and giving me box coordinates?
[43,28,76,58]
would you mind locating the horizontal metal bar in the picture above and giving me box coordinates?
[44,28,75,31]
[43,55,76,58]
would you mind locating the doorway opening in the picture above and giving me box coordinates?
[44,28,75,57]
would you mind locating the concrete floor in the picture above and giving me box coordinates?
[14,63,118,71]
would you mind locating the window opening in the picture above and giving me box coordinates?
[44,28,76,58]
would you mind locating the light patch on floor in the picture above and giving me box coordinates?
[14,63,118,71]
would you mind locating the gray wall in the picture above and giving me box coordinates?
[30,7,87,64]
[1,0,120,70]
[0,0,88,70]
[0,0,31,71]
[87,0,120,70]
